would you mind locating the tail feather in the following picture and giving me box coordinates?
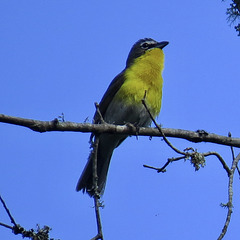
[76,134,127,196]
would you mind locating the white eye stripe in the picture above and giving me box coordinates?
[140,40,157,49]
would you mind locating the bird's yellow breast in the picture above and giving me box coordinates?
[114,48,164,117]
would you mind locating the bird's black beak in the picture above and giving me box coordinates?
[156,41,169,49]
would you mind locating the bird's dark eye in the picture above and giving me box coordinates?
[141,42,149,49]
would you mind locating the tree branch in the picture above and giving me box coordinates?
[141,99,240,240]
[0,195,53,239]
[91,135,104,240]
[1,111,240,240]
[0,113,239,148]
[218,153,240,240]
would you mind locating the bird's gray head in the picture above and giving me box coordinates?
[126,38,169,67]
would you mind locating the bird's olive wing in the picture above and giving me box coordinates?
[93,70,126,123]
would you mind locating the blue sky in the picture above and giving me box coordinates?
[0,1,239,239]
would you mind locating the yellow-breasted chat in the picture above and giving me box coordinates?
[76,38,169,196]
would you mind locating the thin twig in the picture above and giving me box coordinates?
[141,98,185,155]
[143,156,186,173]
[91,136,104,240]
[217,153,240,240]
[141,97,239,239]
[94,102,105,124]
[229,132,240,177]
[230,145,240,177]
[0,195,52,239]
[92,136,100,197]
[0,222,13,230]
[0,195,17,227]
[203,152,231,176]
[228,132,235,161]
[236,164,240,177]
[230,143,240,177]
[91,197,104,240]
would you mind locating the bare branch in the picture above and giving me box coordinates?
[203,152,231,176]
[141,97,239,239]
[1,111,240,240]
[1,113,240,148]
[218,153,240,240]
[91,196,104,240]
[141,98,186,155]
[0,195,53,239]
[91,136,104,240]
[0,195,18,227]
[229,132,240,177]
[0,222,13,230]
[94,102,105,124]
[144,156,186,173]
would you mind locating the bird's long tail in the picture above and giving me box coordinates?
[76,133,126,196]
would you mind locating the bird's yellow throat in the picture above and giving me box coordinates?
[114,48,165,117]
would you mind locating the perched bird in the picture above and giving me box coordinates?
[76,38,168,196]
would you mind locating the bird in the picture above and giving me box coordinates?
[76,38,168,196]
